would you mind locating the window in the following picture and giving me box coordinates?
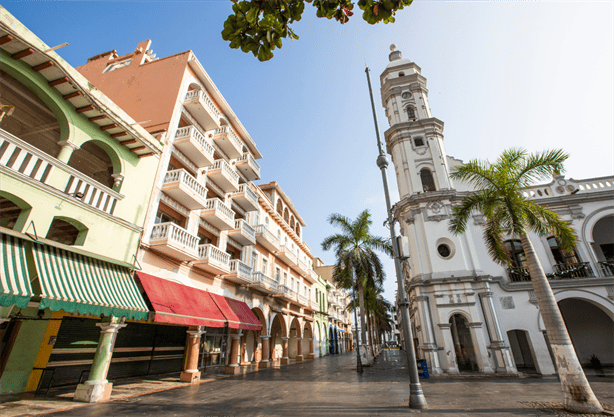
[275,267,281,282]
[197,232,211,245]
[277,230,281,240]
[407,106,416,120]
[414,137,424,147]
[68,141,116,189]
[437,244,451,258]
[420,168,436,192]
[503,240,528,270]
[262,258,268,274]
[251,251,258,270]
[399,72,405,77]
[548,237,579,265]
[265,217,269,227]
[284,272,288,286]
[46,217,87,246]
[155,209,181,225]
[291,277,295,290]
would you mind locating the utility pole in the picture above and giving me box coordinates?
[365,66,428,410]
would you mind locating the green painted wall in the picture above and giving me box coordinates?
[0,308,50,394]
[313,275,329,357]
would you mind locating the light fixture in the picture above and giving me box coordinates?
[70,191,85,199]
[571,189,580,195]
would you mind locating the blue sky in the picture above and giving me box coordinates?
[6,1,612,303]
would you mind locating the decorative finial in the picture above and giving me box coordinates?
[389,44,402,62]
[390,44,397,52]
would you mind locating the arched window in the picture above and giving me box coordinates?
[46,217,88,246]
[0,192,31,231]
[276,199,283,216]
[296,224,301,238]
[503,240,527,270]
[420,168,436,192]
[547,237,579,265]
[68,141,116,189]
[283,207,289,224]
[0,70,62,156]
[277,229,281,241]
[406,106,416,120]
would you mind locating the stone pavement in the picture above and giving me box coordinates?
[2,350,612,417]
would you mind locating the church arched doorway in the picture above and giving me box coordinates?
[507,329,537,373]
[449,314,478,372]
[558,298,614,367]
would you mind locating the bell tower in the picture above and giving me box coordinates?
[380,45,454,198]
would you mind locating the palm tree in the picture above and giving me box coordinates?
[322,209,392,371]
[448,148,602,414]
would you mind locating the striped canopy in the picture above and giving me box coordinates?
[0,233,34,308]
[32,243,148,320]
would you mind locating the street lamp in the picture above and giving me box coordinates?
[365,66,428,410]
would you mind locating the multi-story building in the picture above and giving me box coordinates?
[313,263,354,355]
[312,259,330,357]
[379,45,613,375]
[0,8,162,401]
[76,39,322,383]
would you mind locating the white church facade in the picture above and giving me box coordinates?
[381,46,614,375]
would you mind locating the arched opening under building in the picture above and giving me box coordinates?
[288,317,301,359]
[302,322,312,357]
[558,298,614,367]
[45,217,88,246]
[449,314,478,372]
[0,70,62,157]
[269,313,286,360]
[507,329,537,373]
[0,192,31,231]
[592,215,614,276]
[250,307,266,364]
[68,141,116,189]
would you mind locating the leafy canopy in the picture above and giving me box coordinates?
[448,148,577,266]
[222,0,413,61]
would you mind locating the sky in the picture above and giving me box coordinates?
[5,1,612,304]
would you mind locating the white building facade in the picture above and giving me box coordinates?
[380,46,614,375]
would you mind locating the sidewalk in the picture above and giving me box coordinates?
[0,357,302,417]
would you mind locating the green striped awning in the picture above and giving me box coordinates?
[32,243,148,321]
[0,233,34,308]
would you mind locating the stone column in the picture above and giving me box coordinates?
[467,322,495,374]
[56,140,80,163]
[479,290,517,374]
[180,327,205,384]
[225,333,242,375]
[308,337,315,359]
[296,337,303,361]
[414,296,443,375]
[240,336,249,365]
[437,323,459,374]
[259,335,271,368]
[281,336,289,364]
[74,318,126,403]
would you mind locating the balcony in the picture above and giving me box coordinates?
[549,262,595,279]
[250,271,279,294]
[225,260,253,285]
[275,285,297,302]
[276,245,298,268]
[310,299,319,311]
[193,244,230,275]
[212,127,243,159]
[231,184,259,212]
[255,224,280,252]
[1,129,123,215]
[200,198,235,230]
[206,159,239,193]
[162,169,208,210]
[297,294,310,308]
[294,258,311,278]
[235,152,261,181]
[599,261,614,277]
[184,89,221,131]
[174,126,215,168]
[227,219,256,246]
[149,222,199,261]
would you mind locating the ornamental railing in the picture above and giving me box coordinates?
[507,267,532,283]
[198,243,230,266]
[150,222,199,252]
[164,169,208,200]
[175,126,215,157]
[185,89,221,119]
[252,272,278,290]
[230,259,253,281]
[598,261,614,277]
[214,126,243,151]
[210,159,240,184]
[204,198,235,222]
[550,262,594,279]
[235,219,256,240]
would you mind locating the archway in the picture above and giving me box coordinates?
[243,331,255,364]
[449,314,478,372]
[302,321,312,358]
[0,192,31,231]
[251,307,266,363]
[507,330,537,373]
[68,140,118,189]
[269,313,286,360]
[558,298,614,367]
[314,323,321,357]
[288,317,301,359]
[592,215,614,275]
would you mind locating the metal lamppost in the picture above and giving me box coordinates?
[365,66,428,409]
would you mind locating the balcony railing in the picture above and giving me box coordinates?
[550,262,595,279]
[231,184,259,212]
[251,271,279,292]
[212,126,243,159]
[206,159,239,193]
[201,198,235,230]
[174,126,215,168]
[599,261,614,277]
[184,89,221,130]
[1,129,123,215]
[310,300,319,311]
[162,169,208,210]
[522,175,614,200]
[227,219,256,246]
[150,222,199,260]
[228,259,253,283]
[279,285,297,299]
[255,224,279,252]
[195,243,231,274]
[507,267,532,283]
[235,152,261,181]
[277,244,298,266]
[298,294,308,306]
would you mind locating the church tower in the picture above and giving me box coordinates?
[380,46,517,376]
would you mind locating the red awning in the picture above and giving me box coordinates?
[136,272,227,328]
[208,293,262,331]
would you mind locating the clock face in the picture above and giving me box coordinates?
[401,92,412,99]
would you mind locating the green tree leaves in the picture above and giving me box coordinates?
[222,0,413,61]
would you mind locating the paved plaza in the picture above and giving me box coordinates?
[11,350,605,417]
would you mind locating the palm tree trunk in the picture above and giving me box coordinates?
[367,309,375,358]
[358,283,368,349]
[520,234,603,413]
